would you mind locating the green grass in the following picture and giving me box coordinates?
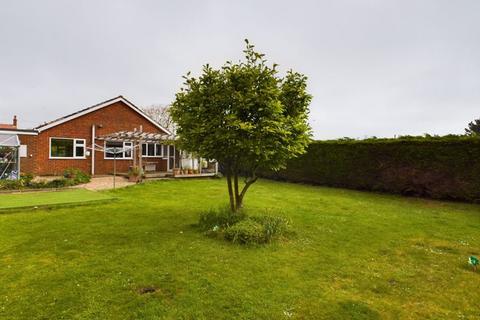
[0,189,113,210]
[0,179,479,319]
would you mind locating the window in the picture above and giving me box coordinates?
[142,143,164,157]
[105,141,133,159]
[168,145,175,171]
[50,138,85,159]
[162,145,168,157]
[124,142,132,158]
[75,140,85,157]
[147,144,155,156]
[155,144,162,157]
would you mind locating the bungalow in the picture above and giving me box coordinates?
[0,96,216,178]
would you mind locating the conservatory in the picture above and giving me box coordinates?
[0,133,21,180]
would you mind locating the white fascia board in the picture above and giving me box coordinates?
[0,129,38,136]
[36,97,172,135]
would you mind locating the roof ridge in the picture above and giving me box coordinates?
[35,95,124,129]
[34,95,171,135]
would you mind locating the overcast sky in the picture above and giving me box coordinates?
[1,0,479,139]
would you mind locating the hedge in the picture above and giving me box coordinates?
[259,136,480,202]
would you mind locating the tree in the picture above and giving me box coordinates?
[465,118,480,136]
[142,104,176,134]
[170,40,312,212]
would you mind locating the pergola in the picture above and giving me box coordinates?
[97,129,218,179]
[99,130,175,143]
[97,130,175,170]
[0,133,21,180]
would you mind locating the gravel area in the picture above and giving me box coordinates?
[78,176,136,191]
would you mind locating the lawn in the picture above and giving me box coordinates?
[0,189,113,210]
[0,179,479,319]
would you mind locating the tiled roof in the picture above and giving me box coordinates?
[34,95,170,134]
[0,124,16,129]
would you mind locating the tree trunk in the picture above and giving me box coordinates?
[237,173,258,210]
[233,172,241,211]
[226,169,235,212]
[226,166,259,213]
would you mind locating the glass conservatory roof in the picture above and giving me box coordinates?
[0,133,20,147]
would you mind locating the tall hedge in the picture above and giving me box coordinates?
[259,137,480,202]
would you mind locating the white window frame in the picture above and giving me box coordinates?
[167,144,175,171]
[49,137,86,159]
[141,143,164,158]
[104,141,133,160]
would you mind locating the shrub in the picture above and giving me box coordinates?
[63,168,90,184]
[0,179,22,190]
[224,219,266,244]
[198,206,292,244]
[20,173,34,184]
[0,168,90,191]
[250,215,291,240]
[198,206,247,231]
[0,173,35,190]
[45,178,75,188]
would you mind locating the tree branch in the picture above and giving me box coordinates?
[239,171,258,203]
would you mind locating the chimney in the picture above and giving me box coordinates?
[13,115,17,128]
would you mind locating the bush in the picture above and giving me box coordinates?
[224,219,266,244]
[0,179,23,190]
[63,168,91,184]
[199,207,292,245]
[20,173,34,184]
[250,215,291,240]
[0,168,90,191]
[198,206,247,230]
[45,178,75,188]
[259,136,480,202]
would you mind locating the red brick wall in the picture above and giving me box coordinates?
[19,101,169,176]
[18,134,37,174]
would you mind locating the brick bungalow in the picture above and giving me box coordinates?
[0,96,180,176]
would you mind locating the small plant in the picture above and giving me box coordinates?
[128,166,143,182]
[0,179,22,190]
[0,170,90,190]
[63,168,90,184]
[224,219,266,244]
[46,178,74,188]
[20,173,34,184]
[469,256,479,271]
[198,207,292,245]
[198,206,247,231]
[250,215,291,241]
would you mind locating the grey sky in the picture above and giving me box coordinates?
[1,0,479,139]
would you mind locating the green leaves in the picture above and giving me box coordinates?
[171,39,312,182]
[465,118,480,136]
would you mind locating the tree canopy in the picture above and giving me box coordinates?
[170,40,312,211]
[142,104,177,135]
[465,118,480,136]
